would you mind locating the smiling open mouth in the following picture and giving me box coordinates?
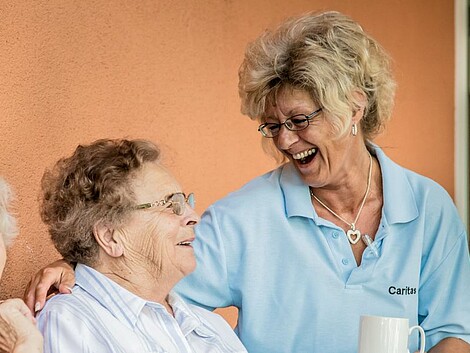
[292,148,317,165]
[176,240,193,247]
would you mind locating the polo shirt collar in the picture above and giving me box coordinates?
[280,162,314,218]
[370,144,419,224]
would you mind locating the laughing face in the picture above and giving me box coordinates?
[119,162,199,282]
[264,86,362,189]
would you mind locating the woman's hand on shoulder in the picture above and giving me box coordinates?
[0,298,43,353]
[23,259,75,314]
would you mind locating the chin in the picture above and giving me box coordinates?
[181,259,197,277]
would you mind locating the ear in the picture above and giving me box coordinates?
[93,221,123,258]
[351,90,367,123]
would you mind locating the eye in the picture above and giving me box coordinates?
[266,123,280,132]
[290,115,308,126]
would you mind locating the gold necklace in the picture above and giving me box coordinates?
[310,153,373,245]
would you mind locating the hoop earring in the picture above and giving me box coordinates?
[351,123,358,136]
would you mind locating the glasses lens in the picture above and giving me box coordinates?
[170,193,185,216]
[187,193,195,208]
[287,115,309,131]
[259,123,279,138]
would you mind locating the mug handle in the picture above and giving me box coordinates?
[409,325,426,353]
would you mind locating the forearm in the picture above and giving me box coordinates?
[428,337,470,353]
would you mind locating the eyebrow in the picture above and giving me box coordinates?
[263,110,312,122]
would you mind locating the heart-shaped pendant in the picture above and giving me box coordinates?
[346,229,361,244]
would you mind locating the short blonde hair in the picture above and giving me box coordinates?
[239,11,396,150]
[0,177,19,247]
[41,139,160,265]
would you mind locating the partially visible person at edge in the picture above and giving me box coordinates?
[24,11,470,353]
[34,139,247,352]
[0,178,42,353]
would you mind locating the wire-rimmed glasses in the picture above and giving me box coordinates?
[135,192,195,216]
[258,108,322,138]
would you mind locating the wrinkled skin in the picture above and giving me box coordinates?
[0,298,42,353]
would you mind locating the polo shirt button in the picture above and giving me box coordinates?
[342,258,349,265]
[332,232,339,239]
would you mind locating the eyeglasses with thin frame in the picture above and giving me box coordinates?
[258,108,322,138]
[135,192,195,216]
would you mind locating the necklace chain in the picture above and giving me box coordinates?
[310,153,373,235]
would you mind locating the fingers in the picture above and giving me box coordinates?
[23,277,41,314]
[24,272,55,314]
[57,265,76,294]
[23,259,75,314]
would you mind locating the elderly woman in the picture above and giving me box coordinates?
[35,139,246,353]
[0,178,42,353]
[26,11,470,353]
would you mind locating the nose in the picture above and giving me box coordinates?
[182,205,200,226]
[275,124,299,151]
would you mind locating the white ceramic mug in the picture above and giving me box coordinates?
[358,315,426,353]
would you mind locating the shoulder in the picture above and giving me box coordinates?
[206,164,289,215]
[400,165,461,224]
[219,165,284,202]
[376,146,466,248]
[376,145,460,218]
[37,289,115,352]
[37,288,96,327]
[197,165,290,239]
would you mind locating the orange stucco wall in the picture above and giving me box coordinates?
[0,1,454,327]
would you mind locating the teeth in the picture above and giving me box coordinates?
[292,148,316,160]
[177,241,192,246]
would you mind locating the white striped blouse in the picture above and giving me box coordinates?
[37,264,246,353]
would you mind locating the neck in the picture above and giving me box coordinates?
[93,256,179,308]
[312,149,374,214]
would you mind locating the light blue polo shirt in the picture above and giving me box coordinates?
[175,145,470,353]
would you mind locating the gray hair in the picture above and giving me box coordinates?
[0,177,19,247]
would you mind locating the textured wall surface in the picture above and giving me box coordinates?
[0,0,454,327]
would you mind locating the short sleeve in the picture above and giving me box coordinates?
[418,230,470,349]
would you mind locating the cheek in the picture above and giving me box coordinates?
[126,218,179,275]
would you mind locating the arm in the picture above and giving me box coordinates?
[0,298,43,353]
[418,227,470,350]
[23,260,75,314]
